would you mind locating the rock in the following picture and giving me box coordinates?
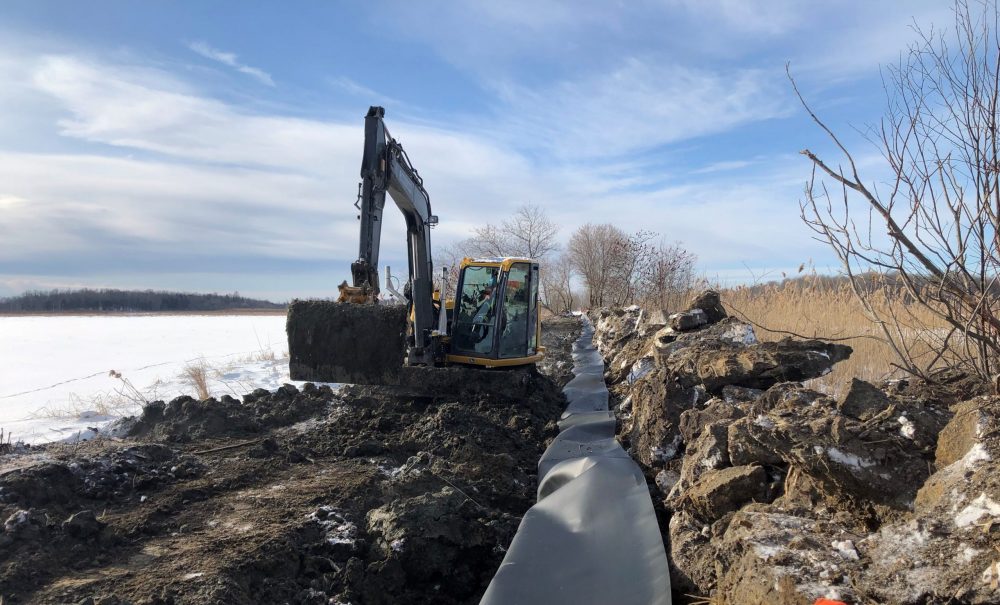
[728,383,931,509]
[363,487,510,599]
[667,509,716,593]
[655,469,680,494]
[625,367,704,467]
[721,384,763,405]
[669,309,708,331]
[4,509,39,538]
[861,402,1000,603]
[672,422,731,501]
[62,510,105,538]
[640,309,670,336]
[936,396,996,467]
[728,415,785,467]
[679,398,744,444]
[714,509,863,604]
[665,338,852,393]
[685,465,768,521]
[837,378,890,420]
[686,289,728,324]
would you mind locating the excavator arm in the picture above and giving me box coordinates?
[348,106,438,362]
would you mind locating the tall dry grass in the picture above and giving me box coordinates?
[182,361,211,400]
[721,276,950,398]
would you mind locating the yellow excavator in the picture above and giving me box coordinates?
[286,106,544,387]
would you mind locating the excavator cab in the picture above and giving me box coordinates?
[449,258,543,366]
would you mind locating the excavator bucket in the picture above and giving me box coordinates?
[287,300,408,385]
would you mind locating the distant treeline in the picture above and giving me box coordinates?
[0,288,285,312]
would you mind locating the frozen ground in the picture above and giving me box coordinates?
[0,313,320,444]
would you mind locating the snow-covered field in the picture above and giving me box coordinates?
[0,313,315,444]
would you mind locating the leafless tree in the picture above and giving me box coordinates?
[541,252,577,312]
[567,223,625,307]
[795,0,1000,380]
[568,224,697,309]
[463,204,560,260]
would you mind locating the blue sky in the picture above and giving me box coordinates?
[0,1,951,300]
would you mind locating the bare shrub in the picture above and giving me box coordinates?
[793,0,1000,382]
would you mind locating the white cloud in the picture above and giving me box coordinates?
[187,41,274,86]
[491,57,791,159]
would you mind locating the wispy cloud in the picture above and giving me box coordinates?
[491,58,792,159]
[329,76,402,107]
[187,41,274,86]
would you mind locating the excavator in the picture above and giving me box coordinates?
[286,106,544,388]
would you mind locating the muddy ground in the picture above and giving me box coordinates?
[0,316,581,605]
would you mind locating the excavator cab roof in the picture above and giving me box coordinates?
[460,256,538,270]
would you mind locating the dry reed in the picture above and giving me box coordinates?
[182,361,211,399]
[721,276,950,398]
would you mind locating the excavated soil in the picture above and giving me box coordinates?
[0,316,581,605]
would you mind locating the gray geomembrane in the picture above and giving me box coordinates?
[480,316,671,605]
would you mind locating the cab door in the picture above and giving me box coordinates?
[451,264,501,356]
[498,262,534,359]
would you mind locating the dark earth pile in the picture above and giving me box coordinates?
[0,316,580,605]
[593,292,1000,605]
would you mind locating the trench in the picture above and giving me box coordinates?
[479,315,672,604]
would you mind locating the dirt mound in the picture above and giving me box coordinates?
[592,291,999,604]
[0,316,580,605]
[126,383,334,442]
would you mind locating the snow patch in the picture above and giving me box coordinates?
[3,509,30,532]
[816,446,876,469]
[954,493,1000,528]
[753,414,776,430]
[627,357,654,383]
[307,506,358,546]
[752,543,783,561]
[897,415,916,440]
[378,463,407,479]
[700,451,724,469]
[964,443,992,466]
[720,322,757,346]
[957,544,981,564]
[650,435,683,462]
[831,539,859,560]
